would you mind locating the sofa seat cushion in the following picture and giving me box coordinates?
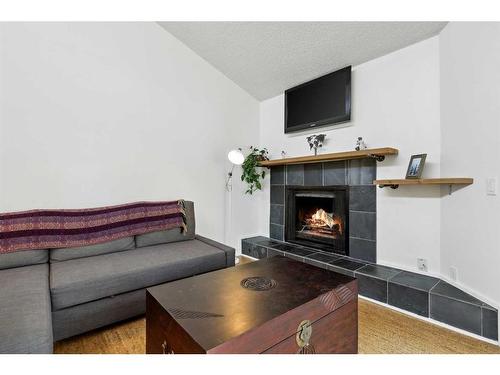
[50,239,227,311]
[0,264,53,353]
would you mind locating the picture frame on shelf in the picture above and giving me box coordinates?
[405,154,427,179]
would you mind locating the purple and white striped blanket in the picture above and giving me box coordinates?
[0,200,186,254]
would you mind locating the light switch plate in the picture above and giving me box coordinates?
[487,177,497,196]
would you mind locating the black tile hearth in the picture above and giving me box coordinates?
[482,306,499,341]
[268,242,295,251]
[356,274,388,303]
[323,161,347,185]
[388,283,430,316]
[350,211,376,241]
[241,241,267,259]
[355,264,401,303]
[241,240,255,256]
[428,280,487,336]
[349,238,376,263]
[390,271,440,291]
[286,164,304,185]
[326,264,355,277]
[270,204,284,225]
[388,271,439,317]
[241,236,498,341]
[430,281,484,306]
[284,252,305,262]
[241,237,267,258]
[270,185,285,205]
[304,163,323,186]
[349,185,376,212]
[304,256,330,270]
[271,243,316,257]
[328,258,366,277]
[430,293,482,335]
[331,258,366,271]
[304,252,342,269]
[254,238,282,248]
[347,158,376,185]
[356,264,401,280]
[307,252,341,264]
[270,165,285,185]
[267,248,285,258]
[243,236,269,243]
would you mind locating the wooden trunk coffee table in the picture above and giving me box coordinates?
[146,256,358,354]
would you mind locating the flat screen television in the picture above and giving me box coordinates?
[284,66,351,134]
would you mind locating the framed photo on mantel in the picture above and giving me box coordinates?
[405,154,427,179]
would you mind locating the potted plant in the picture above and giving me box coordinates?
[241,146,269,194]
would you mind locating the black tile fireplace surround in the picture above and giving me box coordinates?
[270,159,376,262]
[285,186,349,255]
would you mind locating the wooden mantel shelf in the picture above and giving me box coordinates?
[374,178,474,193]
[258,147,398,167]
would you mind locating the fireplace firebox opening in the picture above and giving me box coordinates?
[285,186,349,255]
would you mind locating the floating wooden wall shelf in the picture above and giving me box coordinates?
[258,147,398,167]
[374,178,474,194]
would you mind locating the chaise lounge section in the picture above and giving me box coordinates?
[0,201,235,353]
[0,259,53,353]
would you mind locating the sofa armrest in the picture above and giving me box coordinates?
[195,235,235,267]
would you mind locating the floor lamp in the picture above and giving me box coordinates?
[225,149,244,264]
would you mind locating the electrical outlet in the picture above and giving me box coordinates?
[417,258,428,272]
[450,266,458,281]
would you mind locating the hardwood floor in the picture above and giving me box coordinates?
[54,298,500,354]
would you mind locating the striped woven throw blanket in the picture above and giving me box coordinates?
[0,200,186,254]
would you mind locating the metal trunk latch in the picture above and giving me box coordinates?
[162,340,174,354]
[296,320,315,354]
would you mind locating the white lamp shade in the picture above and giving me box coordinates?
[227,149,244,165]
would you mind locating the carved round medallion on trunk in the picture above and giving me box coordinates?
[240,276,277,291]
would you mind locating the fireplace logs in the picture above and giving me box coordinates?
[286,186,348,255]
[298,208,343,239]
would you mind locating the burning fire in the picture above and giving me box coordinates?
[304,208,343,235]
[311,209,335,228]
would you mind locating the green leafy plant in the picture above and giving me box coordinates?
[241,146,269,194]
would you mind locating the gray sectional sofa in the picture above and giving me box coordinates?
[0,201,235,354]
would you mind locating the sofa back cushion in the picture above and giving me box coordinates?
[50,236,135,262]
[135,200,195,248]
[0,249,48,270]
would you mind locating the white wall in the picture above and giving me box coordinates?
[259,37,442,273]
[0,22,260,250]
[440,22,500,307]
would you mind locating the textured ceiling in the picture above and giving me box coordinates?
[158,22,447,100]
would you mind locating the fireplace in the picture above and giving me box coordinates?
[285,186,349,255]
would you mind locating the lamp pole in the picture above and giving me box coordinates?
[225,149,244,264]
